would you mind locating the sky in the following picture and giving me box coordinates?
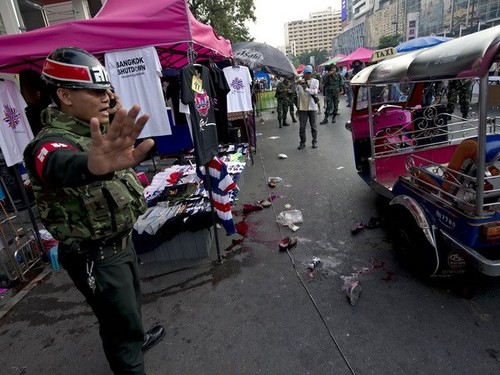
[247,0,342,48]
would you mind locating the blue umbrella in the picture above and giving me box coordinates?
[395,36,453,52]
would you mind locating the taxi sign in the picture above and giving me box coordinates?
[370,47,397,62]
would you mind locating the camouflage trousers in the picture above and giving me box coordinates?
[446,80,472,115]
[324,92,340,118]
[277,98,290,124]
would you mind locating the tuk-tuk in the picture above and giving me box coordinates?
[346,26,500,277]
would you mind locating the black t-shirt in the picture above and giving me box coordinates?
[180,64,219,165]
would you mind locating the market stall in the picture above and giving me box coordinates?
[0,0,244,266]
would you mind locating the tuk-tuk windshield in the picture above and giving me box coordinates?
[356,82,415,110]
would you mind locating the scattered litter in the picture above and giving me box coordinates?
[287,223,300,232]
[337,166,345,170]
[279,236,298,251]
[256,132,263,136]
[307,257,321,270]
[344,280,362,305]
[259,199,272,208]
[350,222,364,235]
[268,177,282,184]
[277,210,303,227]
[268,181,276,188]
[268,136,280,140]
[284,204,292,209]
[259,118,265,123]
[278,154,288,159]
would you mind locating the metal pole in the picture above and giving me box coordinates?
[12,165,44,254]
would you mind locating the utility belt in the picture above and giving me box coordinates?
[61,231,132,260]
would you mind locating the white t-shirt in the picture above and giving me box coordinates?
[0,80,34,166]
[105,47,171,137]
[222,66,253,113]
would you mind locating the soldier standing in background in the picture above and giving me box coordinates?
[446,79,473,118]
[320,64,344,124]
[275,77,292,127]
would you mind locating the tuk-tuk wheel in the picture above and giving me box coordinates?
[0,275,11,289]
[391,206,438,277]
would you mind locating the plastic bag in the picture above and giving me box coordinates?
[276,210,303,226]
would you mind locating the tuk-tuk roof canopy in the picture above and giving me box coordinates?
[351,25,500,85]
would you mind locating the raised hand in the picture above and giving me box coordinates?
[88,105,155,175]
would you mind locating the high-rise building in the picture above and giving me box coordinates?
[285,7,342,56]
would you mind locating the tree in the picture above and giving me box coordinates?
[378,35,400,49]
[294,49,329,68]
[189,0,256,43]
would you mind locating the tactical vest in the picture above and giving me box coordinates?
[25,108,147,244]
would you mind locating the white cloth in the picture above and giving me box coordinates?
[0,80,34,166]
[222,66,253,113]
[297,78,319,111]
[105,47,171,137]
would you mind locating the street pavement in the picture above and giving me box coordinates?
[1,96,500,375]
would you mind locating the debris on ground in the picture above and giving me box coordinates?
[278,236,298,251]
[346,280,362,305]
[258,199,272,208]
[284,204,291,209]
[277,210,303,227]
[350,222,364,235]
[278,154,288,159]
[307,257,321,270]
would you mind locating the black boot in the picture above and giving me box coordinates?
[292,116,297,123]
[462,112,469,119]
[278,119,282,128]
[331,116,336,123]
[283,118,290,126]
[320,117,328,125]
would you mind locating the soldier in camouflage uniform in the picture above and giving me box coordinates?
[288,79,298,123]
[23,47,164,375]
[320,64,344,124]
[446,79,473,118]
[275,78,293,127]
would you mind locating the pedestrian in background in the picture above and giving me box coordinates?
[346,60,364,107]
[288,78,298,123]
[320,64,344,124]
[23,47,165,375]
[275,77,292,127]
[296,65,320,149]
[446,79,473,118]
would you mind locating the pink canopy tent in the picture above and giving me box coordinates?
[0,0,232,73]
[337,47,374,67]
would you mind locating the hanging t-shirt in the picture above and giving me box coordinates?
[222,66,253,113]
[180,64,219,166]
[105,47,171,137]
[0,80,34,167]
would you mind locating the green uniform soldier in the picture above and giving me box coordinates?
[23,47,165,375]
[320,64,344,124]
[446,79,473,118]
[275,78,293,127]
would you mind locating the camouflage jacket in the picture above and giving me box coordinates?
[23,107,146,244]
[275,81,292,100]
[323,73,344,95]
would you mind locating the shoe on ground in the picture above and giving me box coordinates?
[283,122,290,126]
[319,119,328,125]
[331,118,336,123]
[298,143,305,149]
[346,104,351,107]
[142,325,165,352]
[312,142,318,148]
[292,118,297,123]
